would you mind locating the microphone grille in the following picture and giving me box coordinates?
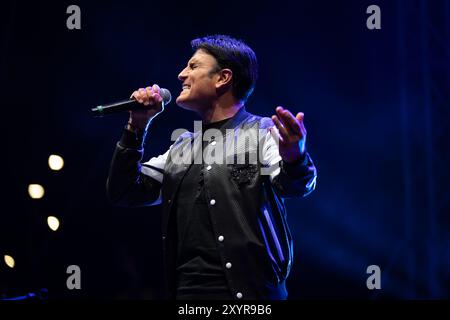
[160,88,172,105]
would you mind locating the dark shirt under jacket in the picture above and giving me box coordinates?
[175,118,232,300]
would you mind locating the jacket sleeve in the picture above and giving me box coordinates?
[261,122,317,199]
[106,128,171,207]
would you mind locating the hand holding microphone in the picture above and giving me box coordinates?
[128,84,167,131]
[91,84,172,131]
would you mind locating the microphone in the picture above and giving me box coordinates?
[91,88,172,117]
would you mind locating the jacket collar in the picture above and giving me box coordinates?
[182,107,251,144]
[201,106,251,136]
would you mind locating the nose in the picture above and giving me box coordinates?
[178,67,188,81]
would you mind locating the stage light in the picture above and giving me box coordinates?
[28,184,45,199]
[4,255,15,268]
[48,154,64,171]
[47,216,60,231]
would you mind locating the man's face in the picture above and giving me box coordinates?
[176,49,220,111]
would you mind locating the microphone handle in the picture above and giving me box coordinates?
[91,99,145,117]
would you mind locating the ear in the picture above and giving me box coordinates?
[215,68,233,89]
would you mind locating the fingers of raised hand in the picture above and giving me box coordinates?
[269,121,283,144]
[295,112,307,136]
[276,106,301,135]
[271,115,288,142]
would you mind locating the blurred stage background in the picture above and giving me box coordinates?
[0,0,449,299]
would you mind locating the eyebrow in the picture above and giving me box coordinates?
[188,59,200,65]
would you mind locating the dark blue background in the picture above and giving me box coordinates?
[1,0,449,299]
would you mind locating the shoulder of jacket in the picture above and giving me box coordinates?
[243,113,274,130]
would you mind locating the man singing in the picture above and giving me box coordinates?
[107,35,317,300]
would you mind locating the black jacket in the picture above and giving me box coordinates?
[106,107,317,300]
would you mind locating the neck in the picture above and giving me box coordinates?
[198,95,244,124]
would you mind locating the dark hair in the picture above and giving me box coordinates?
[191,35,258,103]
